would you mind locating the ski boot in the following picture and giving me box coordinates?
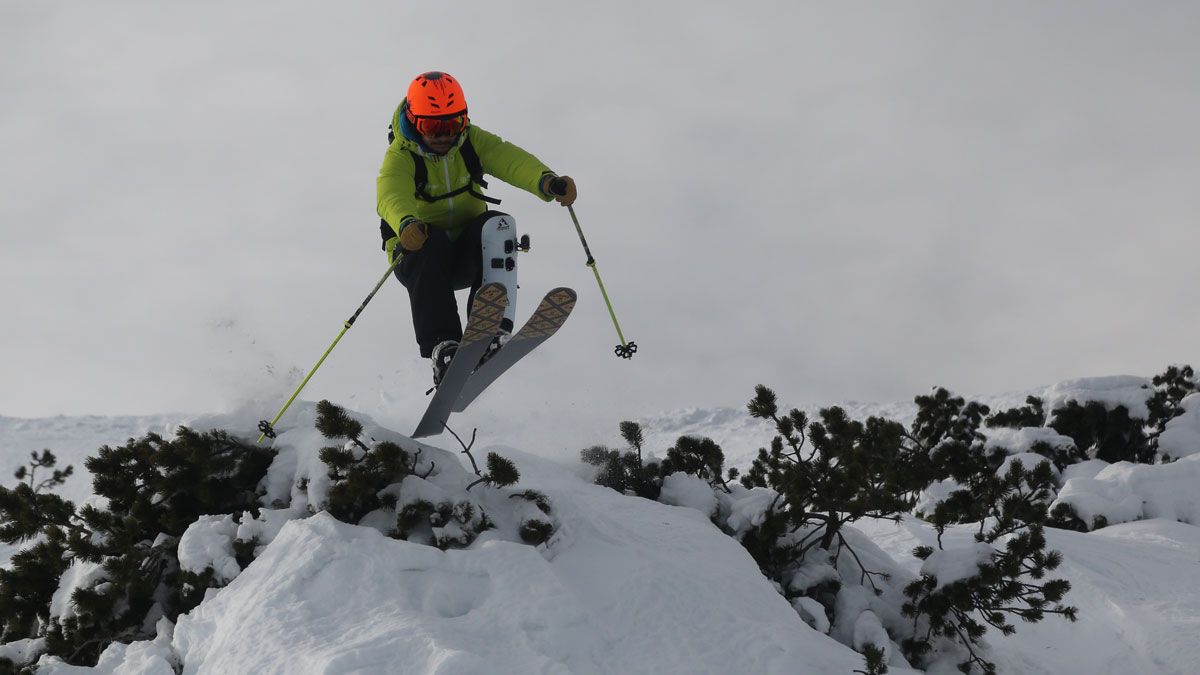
[430,339,459,387]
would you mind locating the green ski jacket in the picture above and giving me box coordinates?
[377,100,555,259]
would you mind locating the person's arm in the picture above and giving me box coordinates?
[469,125,555,202]
[377,146,422,238]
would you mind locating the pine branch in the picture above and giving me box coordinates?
[445,424,482,476]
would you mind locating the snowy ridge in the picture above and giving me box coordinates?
[6,374,1200,674]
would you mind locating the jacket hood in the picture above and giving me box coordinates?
[392,99,467,157]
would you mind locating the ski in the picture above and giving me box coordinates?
[412,282,507,438]
[452,287,577,413]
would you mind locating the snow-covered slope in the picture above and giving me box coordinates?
[154,449,872,675]
[5,374,1200,674]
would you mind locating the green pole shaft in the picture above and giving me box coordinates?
[588,260,627,346]
[567,205,630,348]
[256,254,403,443]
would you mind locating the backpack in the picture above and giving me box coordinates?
[388,124,500,206]
[380,124,500,250]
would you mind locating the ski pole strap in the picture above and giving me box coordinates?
[256,254,404,443]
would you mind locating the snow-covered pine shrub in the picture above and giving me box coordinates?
[1146,364,1197,457]
[902,388,1077,674]
[395,496,491,550]
[735,385,931,672]
[582,421,740,504]
[0,429,274,668]
[580,421,666,499]
[315,401,539,551]
[0,451,74,667]
[510,490,555,546]
[662,435,739,493]
[315,399,422,522]
[1049,399,1152,464]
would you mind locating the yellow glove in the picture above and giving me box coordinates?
[398,219,429,252]
[543,175,577,207]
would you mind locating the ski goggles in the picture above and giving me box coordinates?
[409,111,469,138]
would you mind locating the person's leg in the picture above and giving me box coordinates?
[394,227,462,358]
[453,211,518,334]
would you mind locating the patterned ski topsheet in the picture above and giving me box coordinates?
[412,282,507,438]
[452,287,576,413]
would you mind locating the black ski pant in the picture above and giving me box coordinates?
[392,211,506,357]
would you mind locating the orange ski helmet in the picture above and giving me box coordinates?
[406,71,467,116]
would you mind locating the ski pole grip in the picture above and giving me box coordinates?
[549,177,568,196]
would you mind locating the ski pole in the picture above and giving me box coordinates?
[555,191,637,359]
[256,253,404,443]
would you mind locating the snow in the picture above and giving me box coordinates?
[1052,454,1200,528]
[920,543,996,589]
[914,477,961,515]
[50,560,108,621]
[5,377,1200,674]
[999,451,1061,479]
[39,619,179,675]
[984,426,1075,456]
[723,484,780,535]
[0,638,45,668]
[658,471,719,517]
[792,596,830,634]
[165,452,872,675]
[1061,458,1112,483]
[177,515,241,584]
[1041,375,1154,420]
[1159,393,1200,460]
[856,516,1200,675]
[235,506,306,554]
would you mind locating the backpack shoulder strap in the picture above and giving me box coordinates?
[409,150,431,200]
[459,136,489,189]
[460,136,501,205]
[400,131,501,205]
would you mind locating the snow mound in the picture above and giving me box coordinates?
[1159,393,1200,460]
[79,447,873,674]
[984,426,1075,455]
[1051,454,1200,528]
[1041,375,1153,419]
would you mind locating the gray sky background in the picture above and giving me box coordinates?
[2,2,1198,450]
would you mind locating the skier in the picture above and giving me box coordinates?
[377,71,577,385]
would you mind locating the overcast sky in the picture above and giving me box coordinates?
[2,2,1197,449]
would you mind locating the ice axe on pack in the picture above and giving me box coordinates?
[549,177,637,359]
